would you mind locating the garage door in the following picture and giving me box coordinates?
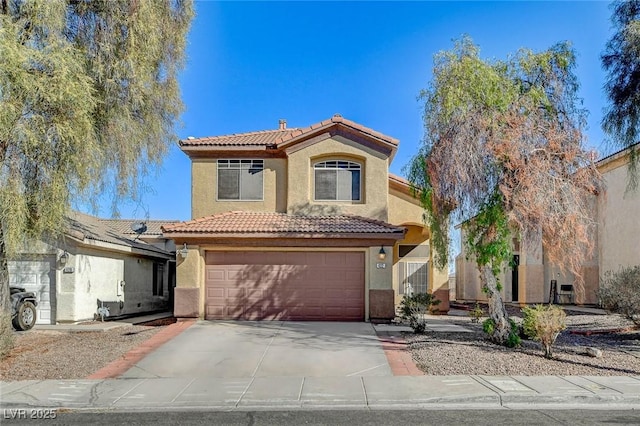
[8,260,54,324]
[205,251,364,321]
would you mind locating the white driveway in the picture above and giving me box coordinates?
[121,321,392,378]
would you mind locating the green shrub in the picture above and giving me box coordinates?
[522,304,566,359]
[470,303,484,323]
[399,293,440,334]
[482,317,521,348]
[597,266,640,325]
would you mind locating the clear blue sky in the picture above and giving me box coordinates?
[95,1,614,222]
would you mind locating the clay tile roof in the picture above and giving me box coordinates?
[178,114,398,149]
[388,173,411,187]
[180,129,299,147]
[275,114,399,147]
[162,211,405,235]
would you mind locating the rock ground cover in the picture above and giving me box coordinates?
[409,305,640,376]
[1,309,638,381]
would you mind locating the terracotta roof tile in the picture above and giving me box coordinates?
[388,173,411,187]
[162,211,405,235]
[179,114,398,148]
[180,129,299,147]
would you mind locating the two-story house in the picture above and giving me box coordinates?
[163,114,449,321]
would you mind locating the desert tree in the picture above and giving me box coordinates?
[407,37,601,345]
[602,0,640,188]
[0,0,193,356]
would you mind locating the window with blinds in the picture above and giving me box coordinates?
[217,159,264,200]
[313,160,361,201]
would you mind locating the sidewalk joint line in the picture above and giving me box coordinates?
[297,377,305,402]
[111,379,147,405]
[235,377,255,408]
[360,377,369,407]
[171,378,196,403]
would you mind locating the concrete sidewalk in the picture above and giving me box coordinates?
[2,375,640,411]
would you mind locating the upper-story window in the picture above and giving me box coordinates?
[217,159,264,200]
[314,160,361,201]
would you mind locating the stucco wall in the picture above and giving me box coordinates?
[73,252,124,321]
[191,158,287,219]
[598,161,640,276]
[56,246,169,322]
[387,188,425,226]
[286,136,389,220]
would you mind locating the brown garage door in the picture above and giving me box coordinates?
[205,251,365,321]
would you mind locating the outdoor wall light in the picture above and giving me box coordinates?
[378,246,387,261]
[59,251,69,265]
[178,243,189,258]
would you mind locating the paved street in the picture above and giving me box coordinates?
[4,409,640,425]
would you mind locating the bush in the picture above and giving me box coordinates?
[399,293,440,333]
[470,303,484,323]
[597,266,640,325]
[522,304,566,359]
[482,317,521,348]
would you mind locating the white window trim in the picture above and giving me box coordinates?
[216,159,265,201]
[313,160,362,202]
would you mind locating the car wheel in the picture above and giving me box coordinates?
[13,301,37,331]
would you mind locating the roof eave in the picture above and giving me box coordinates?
[162,231,405,240]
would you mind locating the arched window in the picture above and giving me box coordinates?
[314,160,361,201]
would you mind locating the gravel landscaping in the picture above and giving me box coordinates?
[0,324,165,381]
[409,306,640,376]
[1,308,638,381]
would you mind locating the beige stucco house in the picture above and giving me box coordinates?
[455,144,640,305]
[163,114,449,321]
[9,212,177,323]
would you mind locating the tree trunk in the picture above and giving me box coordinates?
[479,264,512,345]
[0,226,15,358]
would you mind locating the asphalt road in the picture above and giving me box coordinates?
[3,409,640,425]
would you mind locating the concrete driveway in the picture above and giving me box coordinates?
[121,321,392,378]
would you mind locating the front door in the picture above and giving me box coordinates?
[511,255,519,302]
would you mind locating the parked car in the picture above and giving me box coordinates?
[10,286,37,331]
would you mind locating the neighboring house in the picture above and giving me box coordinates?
[455,144,640,305]
[8,212,178,323]
[163,114,449,321]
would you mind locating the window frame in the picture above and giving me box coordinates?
[216,159,265,201]
[313,160,362,202]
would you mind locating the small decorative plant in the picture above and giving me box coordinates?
[470,303,484,323]
[522,304,566,359]
[399,293,440,334]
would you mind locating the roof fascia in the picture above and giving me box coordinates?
[163,231,405,241]
[279,123,397,160]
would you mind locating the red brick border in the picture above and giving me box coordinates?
[87,320,195,379]
[377,332,423,376]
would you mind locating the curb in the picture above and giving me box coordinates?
[87,320,195,379]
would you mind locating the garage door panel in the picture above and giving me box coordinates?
[205,251,364,321]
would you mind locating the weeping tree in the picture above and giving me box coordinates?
[602,0,640,188]
[407,37,601,346]
[0,0,193,356]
